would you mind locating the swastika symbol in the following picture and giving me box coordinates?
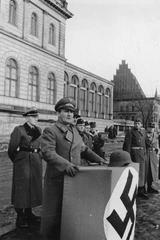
[107,170,137,239]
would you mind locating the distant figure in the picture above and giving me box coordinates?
[89,121,98,138]
[108,125,117,139]
[83,121,93,150]
[92,132,105,158]
[104,125,108,135]
[146,123,159,194]
[8,108,42,228]
[76,118,92,165]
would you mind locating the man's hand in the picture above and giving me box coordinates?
[99,160,108,166]
[65,163,79,177]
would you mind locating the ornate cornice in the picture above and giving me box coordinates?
[40,0,73,19]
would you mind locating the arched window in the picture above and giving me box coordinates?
[69,75,79,107]
[97,85,104,117]
[104,88,110,116]
[9,0,17,25]
[64,72,69,97]
[49,23,56,45]
[5,58,18,97]
[80,79,88,115]
[28,66,39,101]
[89,82,96,117]
[47,72,56,104]
[31,12,38,36]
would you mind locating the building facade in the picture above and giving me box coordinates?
[0,0,113,136]
[113,60,160,130]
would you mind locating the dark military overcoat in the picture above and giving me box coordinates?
[123,127,147,187]
[41,121,104,239]
[8,123,42,208]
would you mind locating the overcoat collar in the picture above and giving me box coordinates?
[55,121,72,133]
[133,127,144,136]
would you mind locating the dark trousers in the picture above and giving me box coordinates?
[15,208,32,217]
[147,159,153,189]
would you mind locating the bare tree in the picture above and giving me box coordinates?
[134,97,154,128]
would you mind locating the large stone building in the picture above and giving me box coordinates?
[0,0,113,136]
[113,60,160,129]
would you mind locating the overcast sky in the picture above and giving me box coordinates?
[65,0,160,97]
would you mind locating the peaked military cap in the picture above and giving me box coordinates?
[90,122,96,128]
[55,97,76,112]
[76,118,85,125]
[84,121,90,126]
[134,117,142,123]
[108,150,132,167]
[23,107,38,117]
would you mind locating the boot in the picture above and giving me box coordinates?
[148,186,159,194]
[15,208,29,228]
[24,208,41,225]
[137,186,149,200]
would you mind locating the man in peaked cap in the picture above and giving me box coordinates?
[54,97,76,112]
[134,117,142,123]
[8,107,42,228]
[41,97,107,240]
[22,107,39,117]
[76,118,85,134]
[123,116,148,199]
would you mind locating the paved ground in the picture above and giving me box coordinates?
[1,190,160,240]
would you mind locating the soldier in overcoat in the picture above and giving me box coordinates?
[41,97,106,240]
[123,117,148,199]
[8,108,42,228]
[146,124,159,193]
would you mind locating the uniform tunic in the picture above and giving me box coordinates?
[146,131,159,184]
[123,127,147,187]
[8,123,42,208]
[41,121,104,239]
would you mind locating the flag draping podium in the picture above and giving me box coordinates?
[60,163,139,240]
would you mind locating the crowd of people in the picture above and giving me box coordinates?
[7,96,160,239]
[7,97,107,240]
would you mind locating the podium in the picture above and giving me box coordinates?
[60,163,139,240]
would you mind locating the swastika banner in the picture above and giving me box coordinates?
[104,167,138,240]
[61,164,139,240]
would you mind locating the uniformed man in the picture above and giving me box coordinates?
[123,117,148,199]
[83,121,93,150]
[76,118,91,148]
[8,107,42,228]
[146,123,159,194]
[41,97,106,240]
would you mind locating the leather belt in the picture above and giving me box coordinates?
[17,146,40,153]
[148,147,156,151]
[131,147,144,150]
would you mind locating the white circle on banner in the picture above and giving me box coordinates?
[103,167,138,240]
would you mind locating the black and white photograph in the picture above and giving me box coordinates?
[0,0,160,239]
